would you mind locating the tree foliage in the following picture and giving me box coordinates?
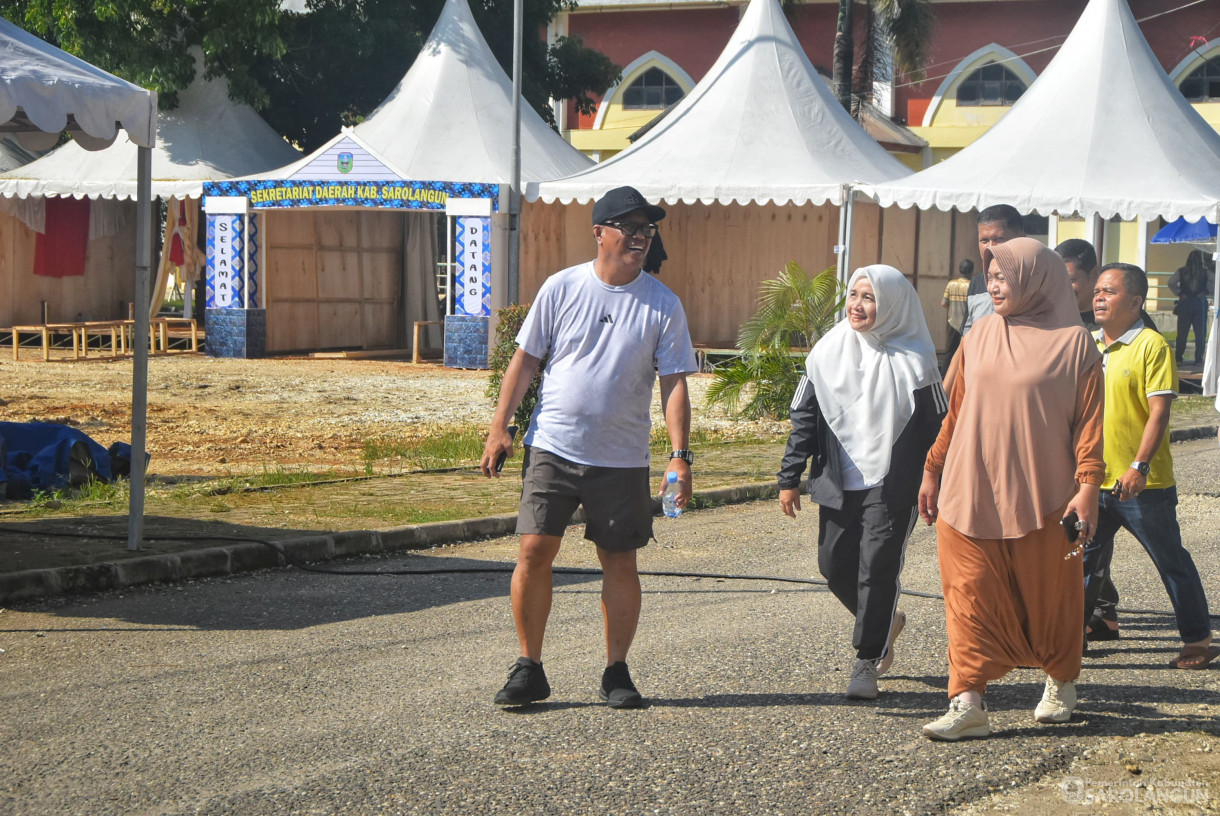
[2,0,620,151]
[833,0,934,116]
[0,0,286,110]
[705,262,844,420]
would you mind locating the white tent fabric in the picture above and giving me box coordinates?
[0,52,299,200]
[530,0,911,206]
[253,0,591,184]
[858,0,1220,223]
[0,17,157,548]
[0,135,38,171]
[0,16,155,151]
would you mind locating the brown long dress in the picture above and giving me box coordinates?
[924,238,1104,698]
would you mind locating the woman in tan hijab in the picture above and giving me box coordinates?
[917,237,1104,741]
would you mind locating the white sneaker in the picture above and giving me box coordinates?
[877,610,906,676]
[845,658,879,700]
[1034,675,1077,723]
[922,695,990,741]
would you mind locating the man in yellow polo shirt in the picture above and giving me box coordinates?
[1085,263,1217,670]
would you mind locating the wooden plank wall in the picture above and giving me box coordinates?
[0,206,137,327]
[264,209,402,353]
[519,200,986,352]
[521,200,841,347]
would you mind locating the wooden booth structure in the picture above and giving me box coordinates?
[520,197,979,353]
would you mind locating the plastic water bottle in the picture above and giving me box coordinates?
[662,472,682,518]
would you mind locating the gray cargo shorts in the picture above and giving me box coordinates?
[516,446,653,552]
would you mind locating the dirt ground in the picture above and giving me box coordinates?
[2,355,499,477]
[0,354,778,479]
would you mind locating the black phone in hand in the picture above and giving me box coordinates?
[1061,511,1080,543]
[494,425,518,473]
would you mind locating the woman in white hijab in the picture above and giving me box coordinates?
[778,265,947,700]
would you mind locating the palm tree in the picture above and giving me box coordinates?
[833,0,935,116]
[705,262,844,420]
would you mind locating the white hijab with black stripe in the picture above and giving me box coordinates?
[803,265,942,485]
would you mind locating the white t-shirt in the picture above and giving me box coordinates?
[517,261,698,468]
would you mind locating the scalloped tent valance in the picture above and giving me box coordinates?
[0,49,299,200]
[530,0,911,207]
[856,0,1220,223]
[0,16,155,151]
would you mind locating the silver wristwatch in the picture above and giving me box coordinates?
[670,449,694,465]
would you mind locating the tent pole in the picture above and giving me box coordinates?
[841,186,856,289]
[835,186,848,290]
[507,0,523,305]
[1206,204,1220,397]
[127,146,152,551]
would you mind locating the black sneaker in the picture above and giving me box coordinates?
[599,661,644,708]
[494,657,550,706]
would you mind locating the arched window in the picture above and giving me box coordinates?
[1180,56,1220,101]
[622,67,684,110]
[955,62,1026,106]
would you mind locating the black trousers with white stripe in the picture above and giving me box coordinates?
[817,484,916,662]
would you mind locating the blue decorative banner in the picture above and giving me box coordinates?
[206,214,259,308]
[455,215,492,317]
[203,179,500,210]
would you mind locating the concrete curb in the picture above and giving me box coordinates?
[0,484,783,606]
[5,424,1216,605]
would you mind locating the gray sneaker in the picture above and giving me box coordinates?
[922,695,990,741]
[845,658,879,700]
[1034,675,1077,723]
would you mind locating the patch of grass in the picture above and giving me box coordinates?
[362,429,487,470]
[1173,394,1220,428]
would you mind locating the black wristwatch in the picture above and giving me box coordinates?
[670,449,694,465]
[1130,461,1150,476]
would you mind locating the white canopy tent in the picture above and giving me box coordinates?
[856,0,1220,393]
[255,0,591,185]
[0,135,38,172]
[0,15,157,548]
[217,0,591,357]
[530,0,910,207]
[0,50,299,200]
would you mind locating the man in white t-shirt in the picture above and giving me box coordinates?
[481,186,699,709]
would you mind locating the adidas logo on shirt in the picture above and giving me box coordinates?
[599,314,614,324]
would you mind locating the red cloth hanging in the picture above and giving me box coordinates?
[168,199,186,266]
[33,197,91,278]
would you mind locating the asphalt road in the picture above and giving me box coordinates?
[2,438,1218,816]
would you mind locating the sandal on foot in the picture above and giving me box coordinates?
[1085,613,1119,642]
[1168,644,1220,670]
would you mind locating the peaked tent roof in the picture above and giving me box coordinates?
[531,0,911,206]
[0,16,155,151]
[0,51,300,200]
[0,135,39,171]
[254,0,591,185]
[858,0,1220,222]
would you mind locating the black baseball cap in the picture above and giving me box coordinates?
[592,186,666,225]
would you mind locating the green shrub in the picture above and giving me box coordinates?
[705,262,844,419]
[486,303,545,433]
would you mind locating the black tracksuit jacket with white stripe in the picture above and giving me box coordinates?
[777,378,948,512]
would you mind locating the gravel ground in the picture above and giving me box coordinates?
[1,438,1217,816]
[0,355,785,477]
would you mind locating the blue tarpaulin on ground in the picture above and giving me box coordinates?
[0,421,131,499]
